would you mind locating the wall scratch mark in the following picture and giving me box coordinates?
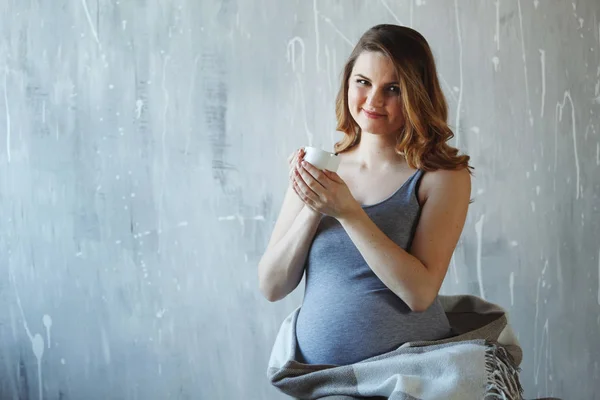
[286,35,314,144]
[539,49,546,117]
[494,0,500,51]
[584,123,596,140]
[218,214,265,228]
[492,56,500,72]
[534,317,550,386]
[320,15,354,47]
[81,0,101,46]
[475,214,485,299]
[509,271,515,306]
[4,70,10,163]
[533,277,541,384]
[96,0,100,42]
[380,0,403,25]
[439,73,458,102]
[556,91,580,199]
[287,37,306,73]
[517,0,533,126]
[324,45,333,93]
[43,315,52,349]
[454,0,464,148]
[313,0,321,72]
[451,253,459,284]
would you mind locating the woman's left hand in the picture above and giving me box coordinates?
[292,160,361,219]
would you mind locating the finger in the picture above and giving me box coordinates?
[292,179,305,198]
[293,179,313,206]
[289,152,302,177]
[297,166,325,196]
[296,149,306,165]
[294,169,321,203]
[288,148,303,166]
[293,180,319,210]
[290,169,301,187]
[289,162,296,179]
[296,150,305,167]
[291,180,303,199]
[323,169,343,183]
[300,161,329,189]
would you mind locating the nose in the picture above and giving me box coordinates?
[366,88,384,108]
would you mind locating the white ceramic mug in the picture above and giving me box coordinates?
[303,146,341,172]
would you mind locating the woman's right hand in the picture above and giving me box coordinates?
[287,148,305,183]
[288,148,321,218]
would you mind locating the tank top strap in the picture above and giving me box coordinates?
[404,169,425,198]
[407,169,424,186]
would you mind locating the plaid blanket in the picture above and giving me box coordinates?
[267,295,523,400]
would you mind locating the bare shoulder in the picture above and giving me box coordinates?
[418,168,471,204]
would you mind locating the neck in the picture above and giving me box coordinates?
[350,131,405,170]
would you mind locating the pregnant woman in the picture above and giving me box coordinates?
[260,24,525,400]
[258,24,471,366]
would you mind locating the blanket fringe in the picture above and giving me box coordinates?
[484,341,524,400]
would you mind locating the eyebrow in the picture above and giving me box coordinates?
[353,74,399,85]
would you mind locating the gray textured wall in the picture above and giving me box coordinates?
[0,0,598,399]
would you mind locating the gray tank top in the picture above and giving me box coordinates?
[295,169,453,366]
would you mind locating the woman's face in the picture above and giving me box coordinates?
[347,51,405,136]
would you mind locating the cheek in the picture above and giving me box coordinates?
[347,86,361,110]
[386,99,404,119]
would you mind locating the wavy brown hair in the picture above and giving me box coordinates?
[334,24,471,172]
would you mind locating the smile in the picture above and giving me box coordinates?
[362,109,385,119]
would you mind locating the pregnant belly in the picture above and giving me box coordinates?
[295,291,451,366]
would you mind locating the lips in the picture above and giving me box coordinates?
[362,109,385,119]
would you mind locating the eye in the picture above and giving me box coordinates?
[387,86,400,94]
[356,79,370,86]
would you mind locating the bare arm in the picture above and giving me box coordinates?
[336,168,471,311]
[258,150,322,302]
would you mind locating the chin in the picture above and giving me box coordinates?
[357,118,393,135]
